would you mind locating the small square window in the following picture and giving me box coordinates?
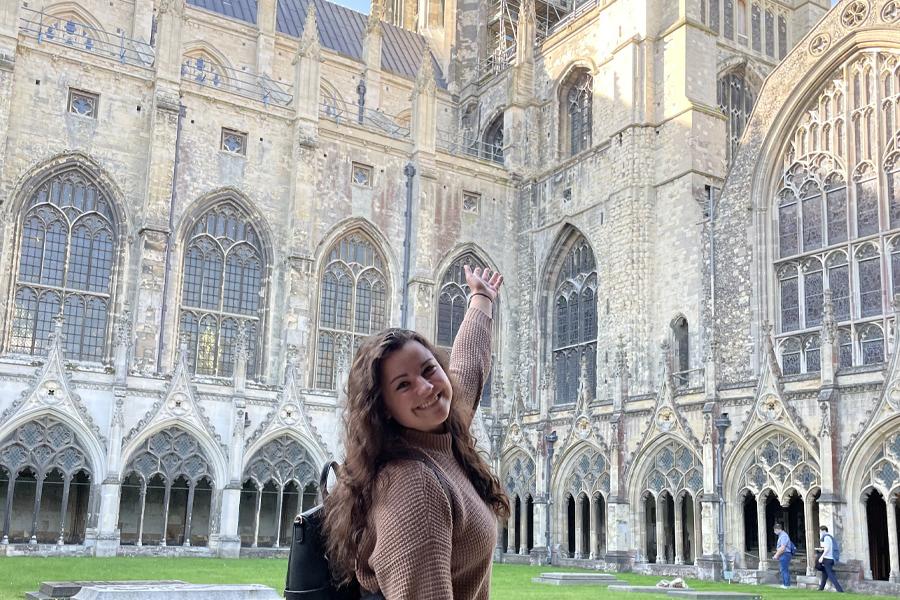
[221,128,248,155]
[462,191,481,214]
[68,89,98,118]
[352,162,373,187]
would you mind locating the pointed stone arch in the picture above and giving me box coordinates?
[41,1,110,42]
[181,40,237,86]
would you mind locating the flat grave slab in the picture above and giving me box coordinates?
[532,572,626,586]
[608,585,670,593]
[606,586,761,600]
[667,592,761,600]
[27,582,279,600]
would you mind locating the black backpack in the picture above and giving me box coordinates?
[285,454,451,600]
[284,461,363,600]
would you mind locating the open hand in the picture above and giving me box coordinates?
[464,265,503,302]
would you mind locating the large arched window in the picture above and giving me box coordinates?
[718,69,756,166]
[436,252,493,407]
[9,169,118,361]
[774,51,900,371]
[551,236,597,405]
[315,232,388,389]
[178,201,267,379]
[560,68,592,157]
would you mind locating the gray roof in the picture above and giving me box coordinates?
[187,0,448,88]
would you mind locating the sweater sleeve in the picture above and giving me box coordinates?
[368,462,454,600]
[448,306,493,413]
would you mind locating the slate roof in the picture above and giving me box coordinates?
[187,0,448,88]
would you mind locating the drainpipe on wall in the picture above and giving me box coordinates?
[400,163,416,328]
[155,99,186,373]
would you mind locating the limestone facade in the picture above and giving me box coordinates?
[3,0,898,591]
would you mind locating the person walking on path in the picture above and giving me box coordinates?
[817,526,844,592]
[773,522,794,588]
[323,265,509,600]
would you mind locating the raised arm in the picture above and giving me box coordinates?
[449,266,502,420]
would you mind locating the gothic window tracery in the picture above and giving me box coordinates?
[0,416,93,544]
[552,236,597,406]
[566,448,609,499]
[9,169,117,361]
[718,70,756,166]
[125,427,213,485]
[742,433,819,497]
[503,454,536,498]
[315,232,388,389]
[863,432,900,499]
[560,69,592,157]
[774,51,900,370]
[641,440,703,497]
[178,201,266,379]
[243,435,317,489]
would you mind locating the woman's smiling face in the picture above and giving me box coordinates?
[380,340,453,433]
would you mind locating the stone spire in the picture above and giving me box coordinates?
[298,4,320,57]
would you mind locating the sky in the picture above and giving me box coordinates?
[332,0,370,14]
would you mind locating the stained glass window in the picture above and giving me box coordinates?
[779,265,799,332]
[804,262,823,328]
[178,201,266,379]
[774,51,900,370]
[805,335,821,373]
[724,0,734,39]
[9,169,117,360]
[857,249,882,318]
[316,233,387,389]
[860,324,885,365]
[751,3,761,52]
[563,70,592,157]
[552,236,597,405]
[718,71,756,166]
[765,9,774,57]
[781,338,801,375]
[777,15,787,60]
[709,0,720,34]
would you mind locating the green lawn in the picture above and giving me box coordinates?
[0,558,884,600]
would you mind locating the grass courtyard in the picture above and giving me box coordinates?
[0,558,886,600]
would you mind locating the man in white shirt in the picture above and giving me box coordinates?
[817,526,844,592]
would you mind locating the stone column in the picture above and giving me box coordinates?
[96,390,125,556]
[674,495,684,565]
[217,400,247,558]
[655,495,666,564]
[574,496,584,559]
[530,495,548,563]
[803,498,816,575]
[589,497,598,559]
[887,497,900,582]
[506,511,515,554]
[756,497,768,571]
[518,502,527,555]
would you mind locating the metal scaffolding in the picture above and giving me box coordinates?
[480,0,599,78]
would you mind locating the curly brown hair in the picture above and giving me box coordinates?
[322,327,509,586]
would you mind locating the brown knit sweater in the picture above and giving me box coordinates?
[356,307,496,600]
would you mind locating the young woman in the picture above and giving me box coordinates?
[323,265,510,600]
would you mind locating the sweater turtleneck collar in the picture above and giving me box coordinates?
[400,426,454,455]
